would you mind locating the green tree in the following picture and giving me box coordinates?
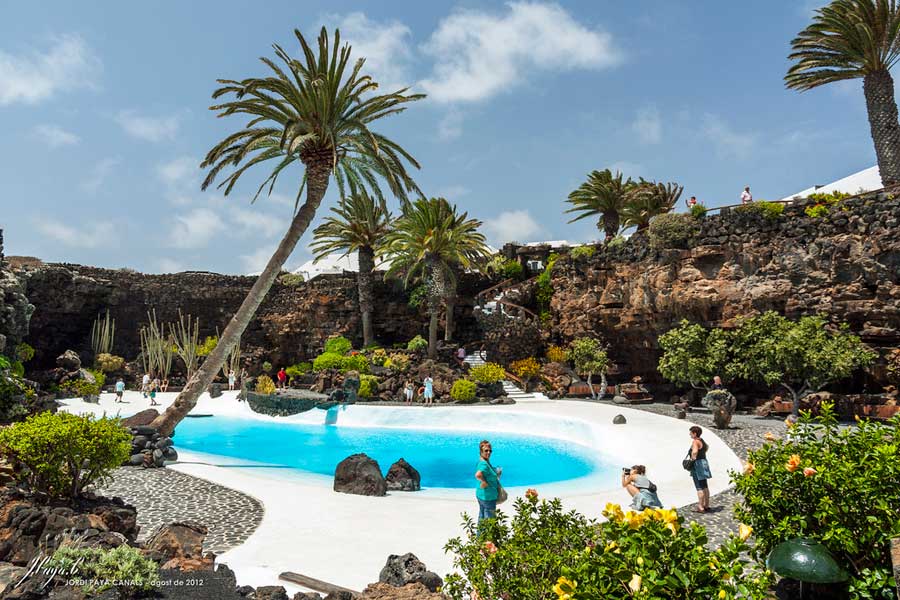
[568,337,609,399]
[150,28,423,437]
[786,0,900,186]
[621,179,683,231]
[657,320,730,390]
[311,190,392,347]
[727,312,876,416]
[383,198,491,356]
[565,169,635,241]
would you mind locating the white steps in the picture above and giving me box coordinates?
[463,353,549,403]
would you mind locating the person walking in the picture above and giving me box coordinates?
[687,426,712,512]
[141,373,150,398]
[423,375,434,406]
[228,370,236,391]
[474,440,502,526]
[740,186,752,204]
[115,378,125,403]
[149,380,159,406]
[277,367,287,389]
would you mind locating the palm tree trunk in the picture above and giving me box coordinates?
[603,211,620,241]
[150,162,332,437]
[357,246,376,348]
[427,259,442,358]
[444,276,457,342]
[864,69,900,186]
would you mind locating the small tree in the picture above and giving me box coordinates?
[728,312,875,416]
[568,337,609,399]
[657,320,730,391]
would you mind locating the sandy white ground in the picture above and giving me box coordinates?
[62,390,743,592]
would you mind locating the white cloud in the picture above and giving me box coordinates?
[608,161,645,179]
[0,34,101,105]
[483,209,542,244]
[35,218,114,248]
[701,114,757,159]
[438,110,464,140]
[157,156,197,187]
[420,2,621,103]
[82,157,121,194]
[115,110,180,142]
[434,185,470,199]
[168,208,225,249]
[231,207,286,238]
[33,124,79,148]
[632,106,661,144]
[240,246,276,275]
[327,12,413,91]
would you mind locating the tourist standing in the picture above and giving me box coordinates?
[423,375,434,406]
[740,186,752,204]
[404,380,414,405]
[149,381,159,406]
[475,440,502,525]
[160,378,169,392]
[141,373,150,398]
[277,367,287,389]
[151,377,160,395]
[228,370,236,391]
[456,346,466,365]
[711,375,724,390]
[621,465,663,510]
[115,378,125,403]
[687,426,712,512]
[686,195,698,209]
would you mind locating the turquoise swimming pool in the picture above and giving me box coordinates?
[174,415,610,489]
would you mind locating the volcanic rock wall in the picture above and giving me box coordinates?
[549,192,900,383]
[0,231,33,354]
[19,264,483,370]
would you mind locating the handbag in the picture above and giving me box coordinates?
[682,450,695,471]
[488,461,508,505]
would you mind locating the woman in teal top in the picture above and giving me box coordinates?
[475,439,501,522]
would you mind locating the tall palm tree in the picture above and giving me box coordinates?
[786,0,900,186]
[565,169,635,241]
[310,191,392,347]
[382,198,491,357]
[621,179,683,231]
[150,28,423,436]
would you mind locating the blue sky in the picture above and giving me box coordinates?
[0,1,878,274]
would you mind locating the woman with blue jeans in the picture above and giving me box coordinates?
[475,440,501,523]
[688,425,712,512]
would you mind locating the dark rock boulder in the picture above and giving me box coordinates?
[334,454,386,497]
[385,459,421,492]
[254,586,290,600]
[145,521,213,571]
[378,552,443,592]
[208,383,223,399]
[613,414,627,425]
[122,409,159,427]
[360,582,445,599]
[292,593,323,600]
[55,350,81,371]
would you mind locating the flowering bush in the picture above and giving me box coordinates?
[358,374,379,398]
[324,335,352,355]
[369,348,388,366]
[384,352,410,372]
[570,245,595,259]
[469,362,505,384]
[510,357,541,381]
[450,379,477,402]
[255,374,277,394]
[545,345,568,364]
[732,402,900,599]
[443,496,770,600]
[196,335,218,357]
[407,335,428,352]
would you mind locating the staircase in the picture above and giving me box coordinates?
[464,352,548,403]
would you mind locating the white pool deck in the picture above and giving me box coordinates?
[61,390,743,592]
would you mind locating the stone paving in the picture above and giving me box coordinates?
[98,467,264,554]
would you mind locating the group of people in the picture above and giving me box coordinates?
[403,376,435,405]
[473,425,714,525]
[138,373,167,406]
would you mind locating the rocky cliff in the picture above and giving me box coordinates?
[0,231,33,354]
[549,192,900,384]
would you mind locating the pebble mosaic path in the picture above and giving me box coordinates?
[98,467,264,554]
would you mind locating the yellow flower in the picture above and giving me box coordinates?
[658,508,679,524]
[623,511,644,529]
[552,576,576,599]
[665,522,678,536]
[784,417,795,428]
[764,432,776,441]
[604,541,618,552]
[744,462,755,474]
[785,454,801,472]
[628,574,642,593]
[603,502,624,521]
[719,590,727,599]
[637,556,644,566]
[739,523,753,541]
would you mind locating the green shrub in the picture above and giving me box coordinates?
[14,342,34,363]
[255,374,277,394]
[278,272,305,287]
[545,345,568,363]
[359,374,379,398]
[648,213,697,250]
[340,353,370,374]
[736,200,785,220]
[60,377,102,398]
[510,357,541,381]
[312,352,344,371]
[197,335,218,357]
[807,191,850,204]
[324,335,353,355]
[407,335,428,352]
[535,253,560,310]
[262,360,273,373]
[606,235,626,250]
[450,379,477,402]
[285,362,312,379]
[469,362,506,384]
[369,348,388,366]
[384,352,410,372]
[46,544,159,595]
[733,404,900,599]
[407,283,429,308]
[0,412,130,498]
[95,353,125,373]
[11,361,24,378]
[689,203,708,218]
[804,203,830,218]
[444,497,771,600]
[501,259,524,280]
[569,245,595,259]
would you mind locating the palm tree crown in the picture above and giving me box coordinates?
[310,191,392,264]
[621,180,683,230]
[565,169,634,241]
[786,0,900,185]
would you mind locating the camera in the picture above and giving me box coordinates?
[622,467,631,475]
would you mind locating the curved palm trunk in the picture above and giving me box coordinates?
[150,162,332,437]
[602,211,620,241]
[357,246,376,348]
[864,69,900,187]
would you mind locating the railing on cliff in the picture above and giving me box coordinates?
[703,182,900,215]
[475,278,514,305]
[494,297,539,322]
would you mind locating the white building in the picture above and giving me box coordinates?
[782,165,881,200]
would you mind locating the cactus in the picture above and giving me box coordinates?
[90,309,115,357]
